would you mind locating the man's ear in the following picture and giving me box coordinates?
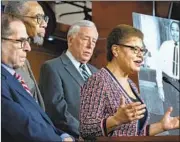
[67,35,74,45]
[24,21,37,37]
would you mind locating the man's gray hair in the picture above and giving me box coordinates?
[1,14,22,38]
[4,1,45,46]
[67,20,98,38]
[4,1,29,16]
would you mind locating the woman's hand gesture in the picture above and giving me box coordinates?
[160,107,180,131]
[113,96,146,125]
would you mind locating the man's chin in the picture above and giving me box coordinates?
[33,35,44,46]
[175,39,179,43]
[40,32,45,38]
[13,63,25,69]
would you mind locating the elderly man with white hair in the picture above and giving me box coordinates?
[39,20,98,138]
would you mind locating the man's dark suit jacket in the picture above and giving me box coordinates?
[1,66,64,142]
[39,52,98,138]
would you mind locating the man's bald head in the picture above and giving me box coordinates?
[4,1,33,16]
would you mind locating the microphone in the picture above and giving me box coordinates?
[163,76,180,92]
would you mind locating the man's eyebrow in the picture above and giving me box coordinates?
[82,34,97,38]
[79,33,97,40]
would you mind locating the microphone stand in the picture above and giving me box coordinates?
[163,77,180,92]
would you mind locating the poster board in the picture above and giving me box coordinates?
[133,12,179,135]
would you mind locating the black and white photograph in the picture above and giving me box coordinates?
[133,12,180,135]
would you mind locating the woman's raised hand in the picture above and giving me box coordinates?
[113,96,146,125]
[160,107,180,131]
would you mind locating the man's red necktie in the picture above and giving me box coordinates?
[14,72,32,96]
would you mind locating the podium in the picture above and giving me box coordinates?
[96,136,180,142]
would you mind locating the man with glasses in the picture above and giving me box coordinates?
[1,14,74,142]
[4,1,49,110]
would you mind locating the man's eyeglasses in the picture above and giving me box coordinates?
[116,43,148,56]
[2,37,31,50]
[23,14,49,24]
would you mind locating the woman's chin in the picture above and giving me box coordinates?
[130,67,140,74]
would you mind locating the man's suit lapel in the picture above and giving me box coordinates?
[1,66,54,126]
[25,59,45,111]
[87,64,97,74]
[60,53,84,86]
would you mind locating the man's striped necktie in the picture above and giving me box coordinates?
[79,64,90,81]
[14,72,32,96]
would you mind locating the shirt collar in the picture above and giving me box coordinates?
[66,50,81,69]
[1,63,15,75]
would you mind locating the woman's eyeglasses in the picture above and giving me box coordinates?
[116,43,148,56]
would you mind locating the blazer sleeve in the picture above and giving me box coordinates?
[39,63,79,137]
[80,74,108,139]
[1,83,63,142]
[139,124,150,136]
